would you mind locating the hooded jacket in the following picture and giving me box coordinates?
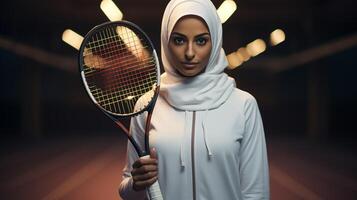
[119,0,269,199]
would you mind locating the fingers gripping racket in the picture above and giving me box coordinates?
[78,21,163,200]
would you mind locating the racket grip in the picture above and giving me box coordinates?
[141,155,163,200]
[148,180,163,200]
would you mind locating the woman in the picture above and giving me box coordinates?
[119,0,270,199]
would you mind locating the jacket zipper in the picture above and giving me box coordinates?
[191,111,196,200]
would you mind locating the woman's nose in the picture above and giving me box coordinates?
[185,43,195,60]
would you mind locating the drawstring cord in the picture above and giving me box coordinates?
[180,111,189,167]
[180,110,213,167]
[202,109,213,157]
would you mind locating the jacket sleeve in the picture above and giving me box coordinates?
[239,95,270,200]
[118,114,148,200]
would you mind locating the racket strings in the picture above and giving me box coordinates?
[85,26,155,75]
[84,32,149,62]
[85,38,151,54]
[91,80,155,108]
[84,46,152,64]
[84,56,156,76]
[84,56,156,99]
[93,69,156,92]
[84,39,151,58]
[85,64,156,91]
[87,66,156,114]
[85,27,143,60]
[86,67,156,102]
[82,24,158,115]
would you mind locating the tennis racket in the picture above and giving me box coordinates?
[78,21,163,200]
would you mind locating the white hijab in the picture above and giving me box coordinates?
[160,0,236,111]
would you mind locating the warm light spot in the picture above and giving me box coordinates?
[217,0,237,24]
[227,52,243,69]
[246,39,266,57]
[126,95,135,100]
[100,0,123,21]
[62,29,84,50]
[83,48,106,69]
[237,47,251,61]
[270,29,286,46]
[116,26,149,60]
[235,50,244,62]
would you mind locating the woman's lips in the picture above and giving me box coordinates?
[182,62,199,68]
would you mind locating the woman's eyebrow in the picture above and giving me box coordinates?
[171,32,186,37]
[194,33,210,38]
[171,32,210,38]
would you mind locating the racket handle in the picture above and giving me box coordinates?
[141,155,163,200]
[148,180,163,200]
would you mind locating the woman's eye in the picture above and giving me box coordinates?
[173,37,185,45]
[196,38,207,46]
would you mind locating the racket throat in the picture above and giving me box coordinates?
[114,121,145,156]
[115,121,129,134]
[144,110,154,154]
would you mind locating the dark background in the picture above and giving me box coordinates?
[0,0,357,139]
[0,0,357,199]
[1,0,356,140]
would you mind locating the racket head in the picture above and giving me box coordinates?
[78,21,160,118]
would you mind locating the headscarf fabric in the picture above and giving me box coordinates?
[160,0,236,111]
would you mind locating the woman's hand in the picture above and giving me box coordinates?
[131,149,158,191]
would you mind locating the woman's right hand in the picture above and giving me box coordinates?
[131,149,158,191]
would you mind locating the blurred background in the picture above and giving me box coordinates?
[0,0,356,199]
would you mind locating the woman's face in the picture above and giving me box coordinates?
[168,16,212,77]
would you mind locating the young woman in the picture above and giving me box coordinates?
[119,0,270,199]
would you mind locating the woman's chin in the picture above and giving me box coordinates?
[176,67,205,77]
[178,70,200,77]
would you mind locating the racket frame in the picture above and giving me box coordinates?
[78,20,161,157]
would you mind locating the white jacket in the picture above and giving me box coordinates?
[119,88,270,200]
